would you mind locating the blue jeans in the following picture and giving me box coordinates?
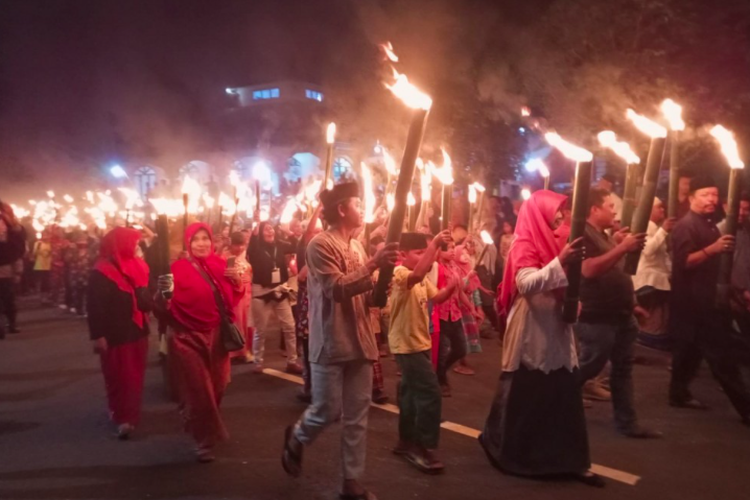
[575,317,638,433]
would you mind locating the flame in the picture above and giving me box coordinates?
[407,192,416,206]
[661,99,685,131]
[710,125,745,170]
[432,148,454,186]
[202,193,216,209]
[416,158,424,170]
[420,168,432,202]
[63,194,74,204]
[218,192,236,215]
[280,198,299,224]
[521,106,531,117]
[468,184,478,204]
[626,109,667,138]
[326,122,337,144]
[545,133,593,162]
[252,161,272,185]
[96,192,118,215]
[386,193,395,212]
[85,191,94,204]
[46,190,55,198]
[181,175,202,196]
[303,179,323,202]
[380,42,399,62]
[361,163,377,223]
[118,188,143,210]
[385,68,432,111]
[480,230,494,245]
[383,149,399,177]
[597,131,641,164]
[521,188,532,201]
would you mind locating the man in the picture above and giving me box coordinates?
[632,198,676,350]
[597,173,623,225]
[0,204,26,338]
[669,177,750,425]
[676,171,694,220]
[282,182,398,500]
[575,188,661,438]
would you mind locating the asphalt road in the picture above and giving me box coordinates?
[2,298,750,500]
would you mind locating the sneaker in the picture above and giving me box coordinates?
[286,363,304,375]
[583,380,611,402]
[405,448,445,474]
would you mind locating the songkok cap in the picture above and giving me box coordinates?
[320,182,360,209]
[399,232,429,251]
[689,175,718,193]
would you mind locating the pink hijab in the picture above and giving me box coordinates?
[498,190,567,317]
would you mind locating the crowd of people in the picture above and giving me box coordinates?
[2,167,750,498]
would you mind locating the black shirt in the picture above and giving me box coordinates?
[671,210,721,314]
[246,235,294,287]
[87,270,150,346]
[579,223,635,323]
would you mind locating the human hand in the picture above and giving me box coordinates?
[620,232,646,252]
[613,227,630,244]
[662,217,677,233]
[432,229,452,248]
[157,274,174,293]
[559,237,584,266]
[708,235,735,255]
[224,266,242,284]
[373,242,399,268]
[92,337,108,355]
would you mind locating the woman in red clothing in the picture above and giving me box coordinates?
[160,222,244,463]
[87,227,151,440]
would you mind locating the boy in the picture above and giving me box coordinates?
[389,230,457,474]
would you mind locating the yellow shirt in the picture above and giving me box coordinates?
[388,265,438,354]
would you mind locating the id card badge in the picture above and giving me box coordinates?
[271,268,281,283]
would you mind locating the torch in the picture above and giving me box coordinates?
[416,163,432,231]
[661,99,686,219]
[228,171,243,234]
[433,149,454,231]
[181,175,201,250]
[361,163,377,255]
[252,161,271,225]
[474,230,495,271]
[467,182,485,233]
[323,122,336,190]
[711,125,745,307]
[624,109,668,275]
[372,66,433,308]
[407,192,417,231]
[525,159,550,192]
[597,131,641,228]
[545,132,594,323]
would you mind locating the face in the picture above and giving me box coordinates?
[689,187,719,215]
[502,221,513,235]
[289,219,303,237]
[679,176,692,197]
[190,229,212,258]
[739,200,750,225]
[400,248,426,270]
[550,210,564,230]
[589,195,616,229]
[440,242,456,262]
[262,224,276,243]
[340,197,363,228]
[464,239,476,256]
[651,201,666,224]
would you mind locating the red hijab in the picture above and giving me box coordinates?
[498,190,567,317]
[94,227,150,328]
[170,222,236,332]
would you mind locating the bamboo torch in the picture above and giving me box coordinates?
[407,192,417,231]
[416,162,433,231]
[711,125,745,307]
[545,132,594,323]
[474,230,495,271]
[361,163,377,255]
[252,161,271,225]
[624,109,668,274]
[323,123,336,190]
[433,149,454,231]
[373,66,433,308]
[180,175,201,250]
[661,99,686,219]
[597,131,641,228]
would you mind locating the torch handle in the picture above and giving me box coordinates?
[441,184,452,231]
[562,161,592,323]
[373,108,430,307]
[716,168,742,308]
[667,131,680,219]
[624,137,666,275]
[621,163,639,229]
[323,143,335,189]
[182,194,189,251]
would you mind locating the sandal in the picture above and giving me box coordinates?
[281,425,303,477]
[195,445,215,463]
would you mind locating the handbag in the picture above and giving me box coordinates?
[188,258,246,352]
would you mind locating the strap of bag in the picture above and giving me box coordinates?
[188,258,230,321]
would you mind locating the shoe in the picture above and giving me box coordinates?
[453,365,476,376]
[583,380,611,401]
[405,447,445,475]
[251,364,264,374]
[281,425,303,477]
[286,363,304,375]
[117,423,134,440]
[440,384,452,398]
[575,472,606,488]
[392,440,413,456]
[372,391,389,405]
[669,398,709,410]
[244,352,255,364]
[621,426,663,439]
[195,445,215,463]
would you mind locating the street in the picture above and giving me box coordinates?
[1,298,749,500]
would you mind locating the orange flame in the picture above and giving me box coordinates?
[380,42,399,62]
[280,198,299,224]
[597,131,641,164]
[480,230,494,245]
[626,109,667,138]
[710,125,745,170]
[544,133,593,162]
[407,192,416,206]
[386,68,432,110]
[431,148,454,186]
[383,149,399,177]
[386,193,395,213]
[521,188,532,201]
[326,122,336,144]
[420,168,432,202]
[660,99,685,131]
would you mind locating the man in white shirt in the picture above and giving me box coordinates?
[633,198,676,350]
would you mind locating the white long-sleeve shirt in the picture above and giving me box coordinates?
[632,220,671,292]
[501,257,578,374]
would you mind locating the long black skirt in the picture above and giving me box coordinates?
[479,365,590,476]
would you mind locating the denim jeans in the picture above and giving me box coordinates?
[575,317,638,433]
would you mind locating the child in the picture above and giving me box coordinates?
[389,230,456,474]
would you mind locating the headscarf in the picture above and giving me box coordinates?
[498,190,567,317]
[94,227,150,328]
[170,222,236,332]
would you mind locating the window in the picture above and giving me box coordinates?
[305,89,323,102]
[252,88,280,100]
[333,157,352,181]
[134,166,157,198]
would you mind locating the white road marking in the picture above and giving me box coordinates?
[262,368,641,486]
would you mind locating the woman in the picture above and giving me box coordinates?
[87,227,151,440]
[33,230,52,303]
[223,232,253,364]
[246,221,301,374]
[162,223,244,462]
[478,191,602,487]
